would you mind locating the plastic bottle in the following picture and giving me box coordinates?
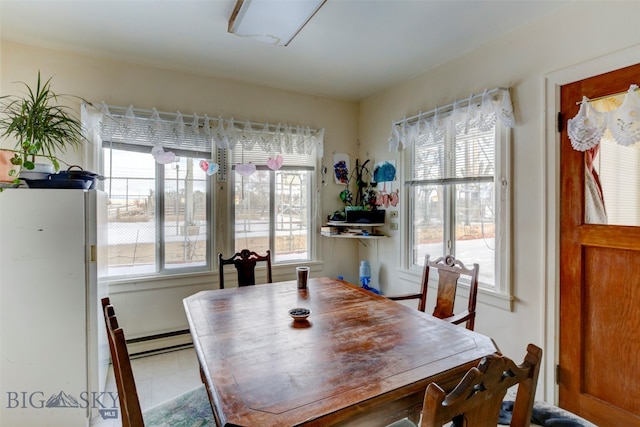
[359,261,371,286]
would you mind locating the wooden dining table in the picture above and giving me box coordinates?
[183,277,498,427]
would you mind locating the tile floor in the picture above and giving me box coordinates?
[90,347,202,427]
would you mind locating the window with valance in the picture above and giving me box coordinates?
[388,88,514,295]
[83,103,324,278]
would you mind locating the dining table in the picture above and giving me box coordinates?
[183,277,498,427]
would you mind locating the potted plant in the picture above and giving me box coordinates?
[0,71,85,184]
[339,158,385,220]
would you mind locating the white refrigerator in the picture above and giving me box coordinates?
[0,189,109,427]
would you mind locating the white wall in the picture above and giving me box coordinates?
[0,40,362,343]
[358,1,640,401]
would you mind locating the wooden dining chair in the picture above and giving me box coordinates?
[388,254,480,330]
[100,297,216,427]
[218,248,272,289]
[387,343,543,427]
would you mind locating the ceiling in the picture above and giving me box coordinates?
[0,0,570,101]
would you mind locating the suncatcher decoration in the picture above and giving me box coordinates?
[333,157,399,212]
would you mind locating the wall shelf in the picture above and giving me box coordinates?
[321,221,386,239]
[326,221,385,227]
[322,233,386,239]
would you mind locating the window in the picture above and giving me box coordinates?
[406,121,510,292]
[87,105,324,279]
[231,148,315,263]
[103,144,211,277]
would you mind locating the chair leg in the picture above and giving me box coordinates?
[199,364,206,384]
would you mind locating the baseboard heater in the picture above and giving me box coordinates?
[126,329,193,358]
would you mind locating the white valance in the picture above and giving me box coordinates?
[388,87,515,151]
[89,103,324,158]
[568,84,640,151]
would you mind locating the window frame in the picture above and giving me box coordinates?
[101,142,214,279]
[85,106,324,286]
[403,122,512,296]
[229,162,318,265]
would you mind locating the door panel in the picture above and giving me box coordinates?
[583,247,639,413]
[560,63,640,426]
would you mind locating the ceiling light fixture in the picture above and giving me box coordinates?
[228,0,326,47]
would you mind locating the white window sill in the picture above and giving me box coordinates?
[107,260,326,293]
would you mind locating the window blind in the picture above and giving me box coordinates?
[408,124,495,185]
[231,146,316,168]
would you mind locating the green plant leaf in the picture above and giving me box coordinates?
[0,70,85,173]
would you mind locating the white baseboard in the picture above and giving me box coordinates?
[127,331,193,357]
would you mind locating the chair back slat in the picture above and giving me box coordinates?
[428,255,479,329]
[218,249,272,289]
[101,297,145,427]
[432,269,459,319]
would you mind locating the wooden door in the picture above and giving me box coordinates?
[560,63,640,426]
